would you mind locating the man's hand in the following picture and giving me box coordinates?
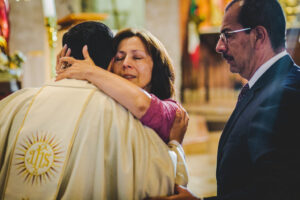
[145,185,201,200]
[169,105,189,144]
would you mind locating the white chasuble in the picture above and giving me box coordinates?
[0,79,188,200]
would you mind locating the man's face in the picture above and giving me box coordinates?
[216,2,254,80]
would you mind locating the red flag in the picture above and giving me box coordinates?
[190,44,201,69]
[0,0,9,44]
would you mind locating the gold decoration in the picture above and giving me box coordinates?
[0,35,25,81]
[279,0,300,28]
[15,132,64,185]
[44,16,57,77]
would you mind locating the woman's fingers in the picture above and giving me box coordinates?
[175,108,183,122]
[178,104,189,126]
[66,47,71,57]
[175,106,188,124]
[182,108,189,127]
[55,63,89,82]
[57,45,95,76]
[56,45,67,72]
[56,59,64,74]
[82,45,96,65]
[56,45,72,73]
[59,56,75,64]
[55,67,72,81]
[169,105,189,144]
[55,73,67,81]
[55,69,74,81]
[57,45,67,63]
[57,58,71,74]
[107,58,114,72]
[58,56,75,71]
[56,46,97,81]
[82,45,90,59]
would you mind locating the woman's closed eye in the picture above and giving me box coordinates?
[132,52,146,60]
[115,56,124,61]
[133,56,143,60]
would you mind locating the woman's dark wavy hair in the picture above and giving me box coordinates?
[226,0,286,52]
[112,28,175,100]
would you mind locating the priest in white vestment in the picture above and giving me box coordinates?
[0,79,187,200]
[0,21,188,200]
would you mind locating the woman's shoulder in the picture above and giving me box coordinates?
[149,93,179,106]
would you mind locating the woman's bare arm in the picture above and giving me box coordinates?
[56,45,151,119]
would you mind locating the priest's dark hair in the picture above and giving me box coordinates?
[62,21,113,69]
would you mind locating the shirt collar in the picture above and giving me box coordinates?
[248,50,288,88]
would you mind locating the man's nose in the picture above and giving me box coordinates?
[215,38,227,53]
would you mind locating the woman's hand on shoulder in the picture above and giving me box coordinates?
[56,45,99,82]
[169,105,189,144]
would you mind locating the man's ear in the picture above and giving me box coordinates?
[253,26,269,50]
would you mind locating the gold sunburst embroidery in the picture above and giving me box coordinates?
[14,132,64,185]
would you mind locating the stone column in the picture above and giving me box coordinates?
[145,0,182,101]
[8,0,81,87]
[9,0,46,87]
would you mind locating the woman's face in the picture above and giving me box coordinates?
[111,36,154,91]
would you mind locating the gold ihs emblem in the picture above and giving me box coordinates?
[15,132,64,185]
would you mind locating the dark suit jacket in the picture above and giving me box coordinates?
[205,55,300,200]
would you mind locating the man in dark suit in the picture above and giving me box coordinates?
[150,0,300,199]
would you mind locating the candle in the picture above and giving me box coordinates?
[42,0,56,17]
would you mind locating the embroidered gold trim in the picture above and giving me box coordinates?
[53,89,96,199]
[2,86,46,200]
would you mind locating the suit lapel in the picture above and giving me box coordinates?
[217,89,255,162]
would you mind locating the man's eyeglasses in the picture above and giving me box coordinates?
[219,28,251,44]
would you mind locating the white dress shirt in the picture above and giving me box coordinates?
[248,50,288,88]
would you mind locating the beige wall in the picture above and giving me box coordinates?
[9,0,182,95]
[9,0,46,87]
[8,0,80,87]
[145,0,182,101]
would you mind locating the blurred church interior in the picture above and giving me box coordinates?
[0,0,299,197]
